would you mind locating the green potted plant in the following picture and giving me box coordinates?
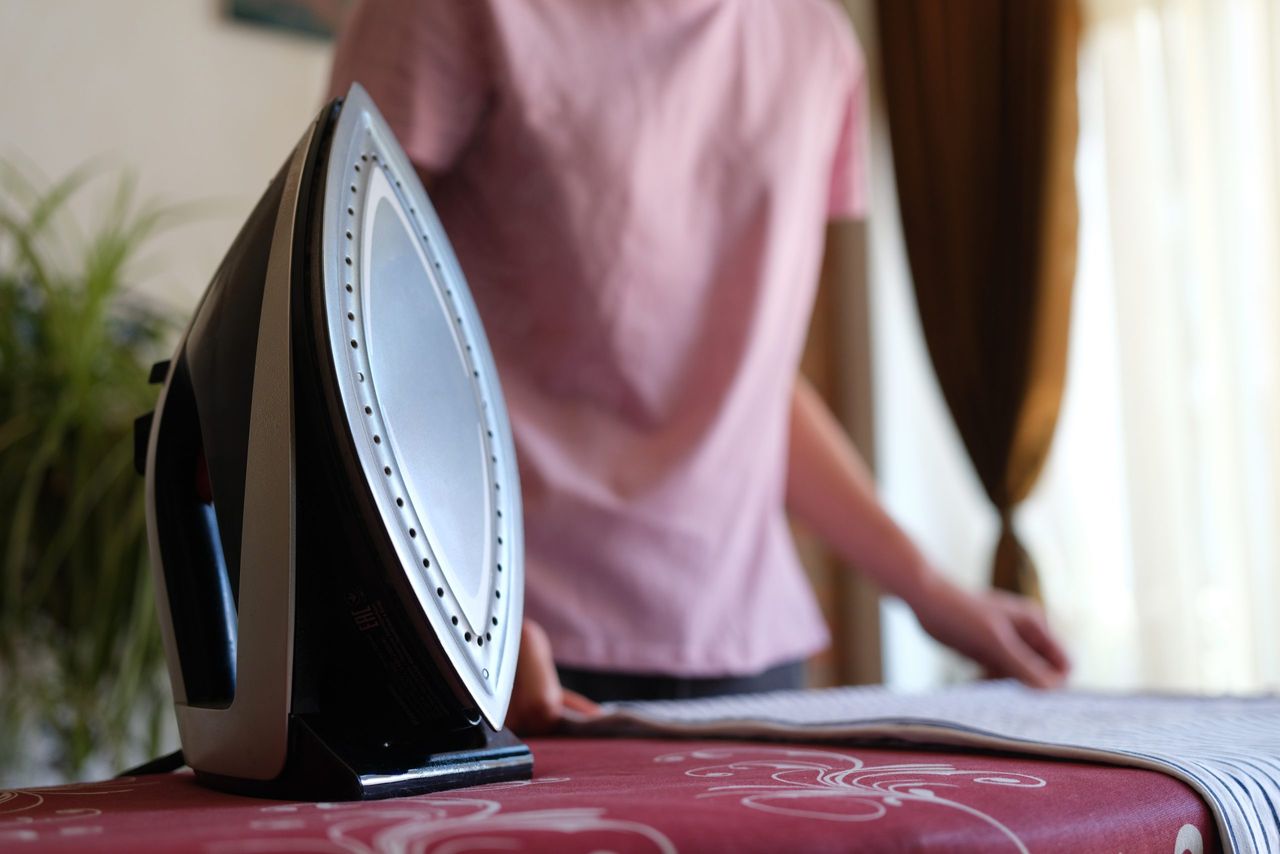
[0,162,185,785]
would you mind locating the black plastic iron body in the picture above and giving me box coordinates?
[137,96,532,800]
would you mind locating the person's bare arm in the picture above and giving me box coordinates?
[786,374,1071,687]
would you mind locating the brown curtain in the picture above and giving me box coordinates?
[876,0,1081,599]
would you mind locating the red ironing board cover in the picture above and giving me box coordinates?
[0,738,1219,852]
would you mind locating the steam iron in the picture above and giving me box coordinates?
[133,84,530,800]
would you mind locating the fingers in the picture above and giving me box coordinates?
[913,582,1069,690]
[990,595,1071,689]
[996,625,1065,689]
[1011,604,1072,676]
[507,619,564,736]
[561,689,603,719]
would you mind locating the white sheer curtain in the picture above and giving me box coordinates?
[858,0,1280,693]
[1028,0,1280,693]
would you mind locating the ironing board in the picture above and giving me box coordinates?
[0,737,1218,852]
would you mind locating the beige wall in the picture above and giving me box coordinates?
[0,1,335,309]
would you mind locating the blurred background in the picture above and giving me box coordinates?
[1,0,1277,786]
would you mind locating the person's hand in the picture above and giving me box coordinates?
[505,618,601,735]
[908,575,1071,689]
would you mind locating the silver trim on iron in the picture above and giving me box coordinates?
[145,125,313,781]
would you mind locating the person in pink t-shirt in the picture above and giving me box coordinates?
[330,0,1070,731]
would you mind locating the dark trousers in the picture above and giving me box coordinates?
[557,659,806,703]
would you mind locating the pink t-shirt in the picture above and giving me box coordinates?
[330,0,867,677]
